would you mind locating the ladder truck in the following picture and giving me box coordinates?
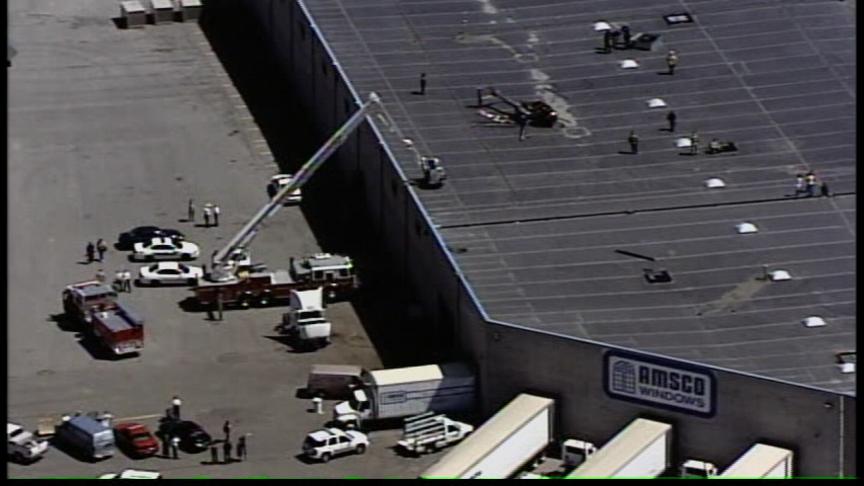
[192,92,440,311]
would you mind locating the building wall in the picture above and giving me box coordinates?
[484,322,855,477]
[234,0,853,478]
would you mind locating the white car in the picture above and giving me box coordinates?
[132,237,200,261]
[8,422,49,463]
[302,428,369,462]
[267,174,302,204]
[138,262,203,286]
[99,469,162,479]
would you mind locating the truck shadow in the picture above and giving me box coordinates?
[49,436,110,463]
[49,313,82,333]
[262,334,319,354]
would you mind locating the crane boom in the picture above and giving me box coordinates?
[208,92,383,282]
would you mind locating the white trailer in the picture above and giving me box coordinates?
[421,394,555,479]
[567,418,672,478]
[718,443,794,479]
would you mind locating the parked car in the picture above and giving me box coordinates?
[99,469,162,479]
[302,428,368,462]
[132,237,200,262]
[114,422,158,458]
[267,174,302,204]
[7,422,49,463]
[158,419,211,453]
[118,226,185,250]
[137,262,203,286]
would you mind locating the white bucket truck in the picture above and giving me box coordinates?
[333,363,475,429]
[397,412,474,455]
[278,288,331,349]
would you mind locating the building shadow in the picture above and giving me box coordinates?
[196,1,447,368]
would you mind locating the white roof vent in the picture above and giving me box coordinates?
[620,59,639,69]
[704,178,726,189]
[802,316,826,328]
[594,21,612,31]
[840,363,855,373]
[676,137,693,148]
[736,222,758,234]
[769,270,791,281]
[647,98,667,108]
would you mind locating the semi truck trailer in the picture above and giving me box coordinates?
[421,393,555,479]
[566,418,672,478]
[718,443,793,479]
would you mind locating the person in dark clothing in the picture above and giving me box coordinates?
[805,171,817,197]
[667,111,677,132]
[96,239,108,262]
[223,439,233,464]
[628,130,639,154]
[223,420,232,441]
[237,435,247,461]
[602,30,612,53]
[419,73,427,95]
[514,111,528,141]
[161,433,171,458]
[170,436,180,459]
[210,444,219,464]
[820,182,831,197]
[621,25,631,48]
[86,242,96,263]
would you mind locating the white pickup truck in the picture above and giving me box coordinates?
[397,413,473,455]
[7,422,49,463]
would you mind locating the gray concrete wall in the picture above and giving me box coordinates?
[484,322,855,477]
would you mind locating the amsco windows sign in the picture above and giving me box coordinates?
[604,350,716,417]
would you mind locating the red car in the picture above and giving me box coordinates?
[114,422,159,458]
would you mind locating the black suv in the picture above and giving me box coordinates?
[117,226,185,250]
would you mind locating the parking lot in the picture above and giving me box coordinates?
[8,0,444,478]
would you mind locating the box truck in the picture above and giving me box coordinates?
[566,418,672,478]
[333,363,475,429]
[421,393,555,479]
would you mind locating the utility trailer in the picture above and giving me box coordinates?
[566,418,672,479]
[421,394,555,479]
[718,443,793,479]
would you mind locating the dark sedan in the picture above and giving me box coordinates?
[117,226,185,250]
[158,419,212,453]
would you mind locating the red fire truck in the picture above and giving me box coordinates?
[62,281,144,356]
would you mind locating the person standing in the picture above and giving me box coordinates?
[621,25,631,48]
[203,205,212,227]
[96,268,107,284]
[237,435,247,462]
[222,420,232,442]
[690,131,700,155]
[172,395,182,420]
[418,72,427,95]
[124,269,133,292]
[805,171,817,197]
[187,199,196,223]
[210,444,219,464]
[628,130,639,154]
[602,29,612,53]
[794,174,805,197]
[223,439,233,464]
[666,111,677,132]
[515,112,528,141]
[170,436,180,460]
[114,270,125,292]
[666,49,679,75]
[161,432,171,458]
[96,239,108,262]
[213,204,221,227]
[820,181,831,197]
[86,242,96,263]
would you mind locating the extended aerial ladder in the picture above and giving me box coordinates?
[476,87,558,128]
[208,92,441,283]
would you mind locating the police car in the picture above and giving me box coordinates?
[266,174,302,204]
[132,237,200,262]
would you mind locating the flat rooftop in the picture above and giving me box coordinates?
[306,0,855,393]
